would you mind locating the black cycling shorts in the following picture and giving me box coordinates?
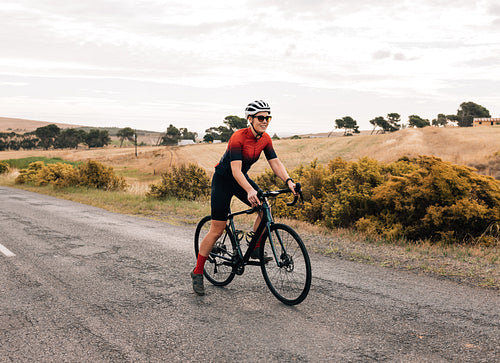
[211,172,259,221]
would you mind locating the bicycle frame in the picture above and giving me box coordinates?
[227,201,273,267]
[213,185,301,271]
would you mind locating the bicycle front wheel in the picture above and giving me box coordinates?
[194,216,236,286]
[260,223,311,305]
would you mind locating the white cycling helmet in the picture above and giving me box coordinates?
[245,100,271,117]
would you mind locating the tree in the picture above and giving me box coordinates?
[387,113,401,131]
[180,128,198,142]
[117,127,135,147]
[432,114,448,127]
[161,124,182,145]
[369,114,400,134]
[446,114,460,125]
[408,115,430,128]
[456,102,490,127]
[35,124,61,150]
[344,116,360,135]
[203,133,214,143]
[76,129,88,144]
[8,140,20,150]
[203,115,247,143]
[203,127,219,142]
[19,137,39,150]
[335,118,345,131]
[370,116,385,134]
[204,125,234,142]
[335,116,360,136]
[85,129,111,148]
[55,128,85,149]
[223,115,247,130]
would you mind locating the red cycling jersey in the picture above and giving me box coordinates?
[215,128,277,176]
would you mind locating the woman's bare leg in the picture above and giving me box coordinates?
[198,219,227,257]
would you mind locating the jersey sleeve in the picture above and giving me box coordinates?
[263,135,277,160]
[228,134,243,162]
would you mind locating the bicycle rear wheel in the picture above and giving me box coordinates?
[260,223,311,305]
[194,216,236,286]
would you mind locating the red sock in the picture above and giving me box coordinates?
[193,254,208,275]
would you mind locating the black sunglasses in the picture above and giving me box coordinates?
[252,115,272,122]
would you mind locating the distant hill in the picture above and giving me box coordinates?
[0,117,83,133]
[0,116,162,145]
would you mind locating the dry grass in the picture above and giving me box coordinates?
[305,228,499,289]
[269,127,500,168]
[2,126,499,178]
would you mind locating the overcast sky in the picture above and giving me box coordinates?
[1,0,499,135]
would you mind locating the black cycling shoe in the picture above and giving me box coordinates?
[191,271,205,296]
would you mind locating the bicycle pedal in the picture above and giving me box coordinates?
[235,265,245,275]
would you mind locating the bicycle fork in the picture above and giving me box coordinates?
[260,205,292,269]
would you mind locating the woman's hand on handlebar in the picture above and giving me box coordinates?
[247,188,261,207]
[287,179,298,196]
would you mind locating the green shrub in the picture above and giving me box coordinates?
[320,157,386,228]
[256,157,415,227]
[255,155,500,244]
[362,156,500,242]
[0,161,9,174]
[255,159,329,223]
[147,163,210,200]
[15,159,126,191]
[77,160,127,191]
[15,161,45,184]
[35,162,78,187]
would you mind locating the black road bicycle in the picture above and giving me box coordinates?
[194,183,311,305]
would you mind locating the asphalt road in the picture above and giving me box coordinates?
[1,186,499,362]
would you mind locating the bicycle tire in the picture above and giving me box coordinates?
[194,215,236,286]
[260,223,311,305]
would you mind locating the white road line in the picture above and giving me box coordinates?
[0,243,16,257]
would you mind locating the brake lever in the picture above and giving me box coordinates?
[286,182,302,206]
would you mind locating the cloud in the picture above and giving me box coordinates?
[372,50,392,60]
[0,0,499,133]
[1,82,28,86]
[372,50,418,62]
[460,55,500,68]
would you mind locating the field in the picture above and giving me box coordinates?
[1,123,499,289]
[3,116,499,176]
[2,125,499,177]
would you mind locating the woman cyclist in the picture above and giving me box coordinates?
[191,100,297,295]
